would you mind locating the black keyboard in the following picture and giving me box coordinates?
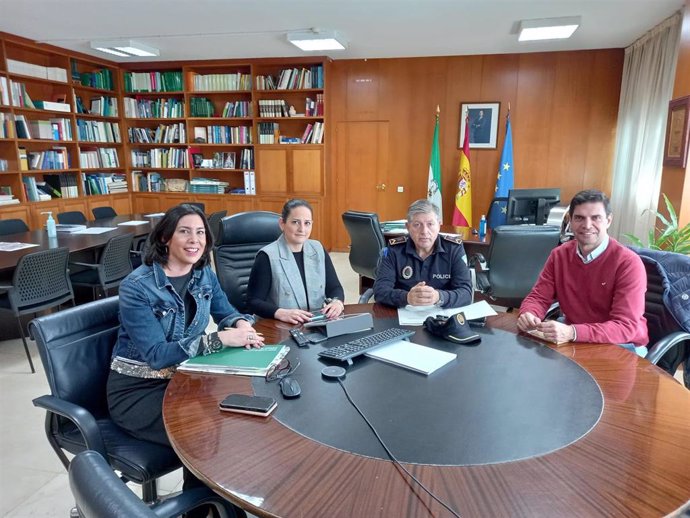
[318,327,415,364]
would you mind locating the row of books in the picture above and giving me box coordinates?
[8,80,71,112]
[124,71,183,93]
[128,123,186,144]
[87,96,118,117]
[258,122,280,144]
[0,77,9,106]
[79,148,119,169]
[82,172,127,195]
[23,174,78,201]
[15,116,73,141]
[130,148,190,169]
[188,177,229,194]
[131,170,163,192]
[123,97,184,119]
[306,94,324,116]
[193,125,252,144]
[7,59,68,82]
[25,147,72,170]
[192,72,252,92]
[302,122,325,144]
[0,192,19,205]
[76,119,121,143]
[75,66,114,91]
[0,112,15,138]
[255,65,324,90]
[189,98,253,118]
[258,99,291,118]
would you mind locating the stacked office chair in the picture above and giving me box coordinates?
[207,209,228,244]
[69,450,231,518]
[91,206,117,220]
[214,211,281,313]
[30,297,181,505]
[0,218,29,235]
[70,233,133,298]
[342,210,386,303]
[57,211,88,224]
[469,225,561,309]
[0,247,74,373]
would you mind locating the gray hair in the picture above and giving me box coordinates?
[407,199,441,222]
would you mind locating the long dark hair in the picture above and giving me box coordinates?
[144,204,213,268]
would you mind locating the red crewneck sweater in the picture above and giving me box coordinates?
[519,238,648,346]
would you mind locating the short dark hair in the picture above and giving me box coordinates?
[145,204,213,268]
[281,198,313,221]
[568,190,612,217]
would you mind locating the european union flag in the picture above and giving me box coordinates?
[488,113,514,228]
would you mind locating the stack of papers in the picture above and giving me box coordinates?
[55,224,87,233]
[397,300,497,326]
[178,345,289,376]
[365,340,456,375]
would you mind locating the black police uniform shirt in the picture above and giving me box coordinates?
[373,234,473,308]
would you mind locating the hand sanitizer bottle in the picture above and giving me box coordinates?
[42,211,57,238]
[479,214,487,238]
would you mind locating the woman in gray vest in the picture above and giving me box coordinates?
[247,199,345,324]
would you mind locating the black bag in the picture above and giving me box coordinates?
[423,312,481,345]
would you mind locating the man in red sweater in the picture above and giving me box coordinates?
[517,190,648,354]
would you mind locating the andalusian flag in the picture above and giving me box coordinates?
[427,108,443,219]
[452,114,472,227]
[488,111,514,228]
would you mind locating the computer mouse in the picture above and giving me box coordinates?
[279,376,301,398]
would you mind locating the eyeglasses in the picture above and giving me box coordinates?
[265,358,300,382]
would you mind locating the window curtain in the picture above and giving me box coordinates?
[610,11,682,242]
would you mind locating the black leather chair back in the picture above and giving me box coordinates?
[57,211,87,224]
[481,225,560,307]
[342,210,385,280]
[214,211,281,313]
[0,218,29,235]
[208,210,228,245]
[92,206,117,220]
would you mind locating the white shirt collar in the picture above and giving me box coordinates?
[576,234,609,264]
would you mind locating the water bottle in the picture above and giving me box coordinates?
[42,211,57,238]
[478,214,487,238]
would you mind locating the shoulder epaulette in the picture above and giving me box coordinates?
[388,236,408,246]
[441,234,463,245]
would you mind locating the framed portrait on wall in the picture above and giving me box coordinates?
[663,95,690,167]
[459,102,500,149]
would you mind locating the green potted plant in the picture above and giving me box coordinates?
[623,194,690,254]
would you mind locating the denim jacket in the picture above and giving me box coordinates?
[111,262,253,378]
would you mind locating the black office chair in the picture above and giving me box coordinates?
[69,450,231,518]
[57,211,88,224]
[342,210,386,303]
[0,247,74,373]
[70,233,133,298]
[469,225,561,309]
[214,211,281,313]
[30,297,181,504]
[92,206,117,220]
[184,202,205,213]
[0,218,29,235]
[208,209,228,245]
[130,234,149,269]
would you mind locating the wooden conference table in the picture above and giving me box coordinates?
[0,214,157,275]
[163,305,690,518]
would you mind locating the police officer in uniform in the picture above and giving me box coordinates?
[373,199,473,308]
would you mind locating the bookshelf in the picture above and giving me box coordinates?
[0,33,327,239]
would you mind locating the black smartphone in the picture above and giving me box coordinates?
[219,394,277,417]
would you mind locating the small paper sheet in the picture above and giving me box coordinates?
[397,300,497,326]
[365,340,456,375]
[144,213,165,218]
[118,220,149,226]
[72,227,116,235]
[0,242,39,252]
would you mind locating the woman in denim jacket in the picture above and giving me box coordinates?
[107,204,261,517]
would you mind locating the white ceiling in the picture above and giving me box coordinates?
[0,0,684,63]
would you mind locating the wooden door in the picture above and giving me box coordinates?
[333,121,399,250]
[256,149,288,194]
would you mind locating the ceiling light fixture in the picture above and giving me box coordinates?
[518,16,581,42]
[287,29,347,51]
[90,40,160,57]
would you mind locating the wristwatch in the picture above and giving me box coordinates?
[324,297,341,305]
[435,291,446,308]
[206,332,223,353]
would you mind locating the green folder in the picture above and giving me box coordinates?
[178,345,289,376]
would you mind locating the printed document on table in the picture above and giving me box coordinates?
[73,227,116,235]
[118,220,149,226]
[397,300,497,326]
[365,340,456,375]
[0,242,39,252]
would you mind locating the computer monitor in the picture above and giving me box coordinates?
[506,188,561,225]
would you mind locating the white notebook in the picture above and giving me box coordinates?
[365,340,456,375]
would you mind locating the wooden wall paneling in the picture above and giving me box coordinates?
[256,149,288,193]
[0,205,30,227]
[32,201,60,229]
[59,199,89,219]
[132,194,161,214]
[582,50,624,197]
[292,148,323,194]
[223,196,256,216]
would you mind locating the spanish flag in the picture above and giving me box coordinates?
[452,114,472,227]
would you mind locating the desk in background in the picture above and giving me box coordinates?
[163,305,690,518]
